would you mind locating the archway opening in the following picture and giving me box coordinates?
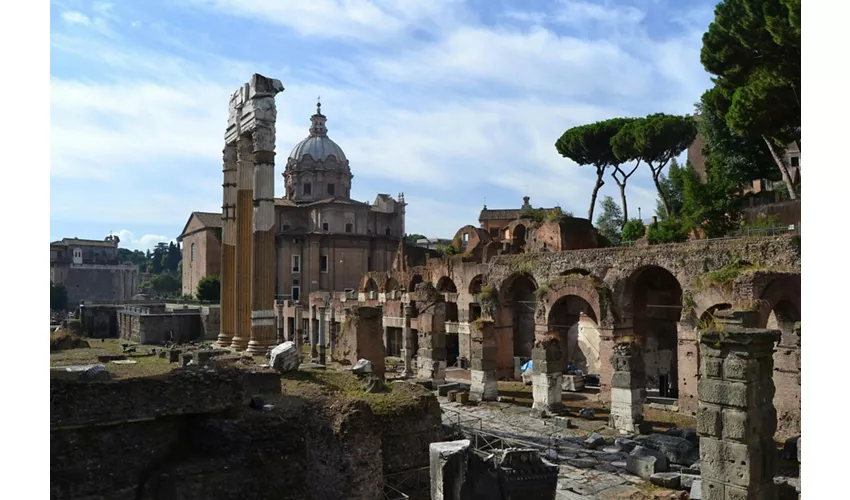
[767,299,801,345]
[364,278,378,294]
[631,266,683,399]
[409,274,423,292]
[385,278,400,293]
[437,277,458,294]
[547,296,600,375]
[512,224,527,252]
[505,274,537,359]
[699,303,732,327]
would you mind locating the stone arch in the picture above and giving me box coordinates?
[620,265,684,398]
[547,294,601,375]
[408,274,424,292]
[436,276,458,294]
[361,277,379,294]
[512,224,527,251]
[699,303,732,325]
[756,274,801,343]
[499,273,538,360]
[560,268,591,277]
[384,278,400,293]
[468,274,485,294]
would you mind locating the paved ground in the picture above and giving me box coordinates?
[439,398,688,500]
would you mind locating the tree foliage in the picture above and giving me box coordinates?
[196,274,221,301]
[150,273,181,297]
[555,118,634,221]
[646,218,690,245]
[611,114,697,218]
[700,0,800,198]
[51,282,68,310]
[404,234,426,245]
[621,219,646,242]
[595,196,624,245]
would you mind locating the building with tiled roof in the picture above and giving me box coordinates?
[50,234,139,307]
[177,212,224,296]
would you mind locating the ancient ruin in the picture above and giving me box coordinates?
[50,72,802,500]
[218,74,284,354]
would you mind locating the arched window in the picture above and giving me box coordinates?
[72,248,82,264]
[345,222,353,233]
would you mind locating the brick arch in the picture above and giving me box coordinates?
[754,273,801,330]
[358,273,389,293]
[384,277,400,292]
[691,288,736,324]
[361,277,379,293]
[612,264,685,320]
[498,272,538,302]
[544,277,604,327]
[436,276,458,293]
[408,273,424,292]
[468,274,485,294]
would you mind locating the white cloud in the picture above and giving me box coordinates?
[116,230,174,251]
[181,0,464,43]
[50,0,714,237]
[60,11,90,25]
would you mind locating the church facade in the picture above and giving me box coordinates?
[273,102,406,301]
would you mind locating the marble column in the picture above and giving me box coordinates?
[229,136,254,351]
[402,304,414,377]
[318,306,327,365]
[246,123,279,355]
[217,144,237,347]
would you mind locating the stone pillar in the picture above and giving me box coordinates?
[246,78,283,355]
[531,335,564,416]
[294,304,304,353]
[609,341,646,433]
[697,322,779,500]
[469,319,498,401]
[310,307,319,362]
[318,306,327,366]
[429,440,471,500]
[402,304,414,377]
[417,302,447,384]
[217,144,237,348]
[229,135,254,351]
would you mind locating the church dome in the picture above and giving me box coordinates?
[288,101,347,164]
[289,135,347,163]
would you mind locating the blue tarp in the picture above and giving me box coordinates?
[521,360,533,373]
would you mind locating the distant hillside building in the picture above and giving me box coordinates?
[478,196,560,241]
[177,212,223,297]
[50,235,139,307]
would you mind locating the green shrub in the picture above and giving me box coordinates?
[646,218,689,244]
[196,275,221,301]
[621,218,646,242]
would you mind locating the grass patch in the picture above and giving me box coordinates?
[50,338,178,379]
[279,370,429,417]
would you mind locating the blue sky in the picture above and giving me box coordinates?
[50,0,717,250]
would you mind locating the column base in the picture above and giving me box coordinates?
[216,333,234,348]
[230,335,249,351]
[246,339,273,356]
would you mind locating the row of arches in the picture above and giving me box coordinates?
[362,265,800,406]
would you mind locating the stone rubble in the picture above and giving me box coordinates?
[268,341,300,373]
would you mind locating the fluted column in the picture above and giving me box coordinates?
[230,136,254,351]
[295,304,304,352]
[217,145,237,347]
[247,124,278,355]
[402,304,414,377]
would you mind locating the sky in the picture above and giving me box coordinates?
[50,0,718,251]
